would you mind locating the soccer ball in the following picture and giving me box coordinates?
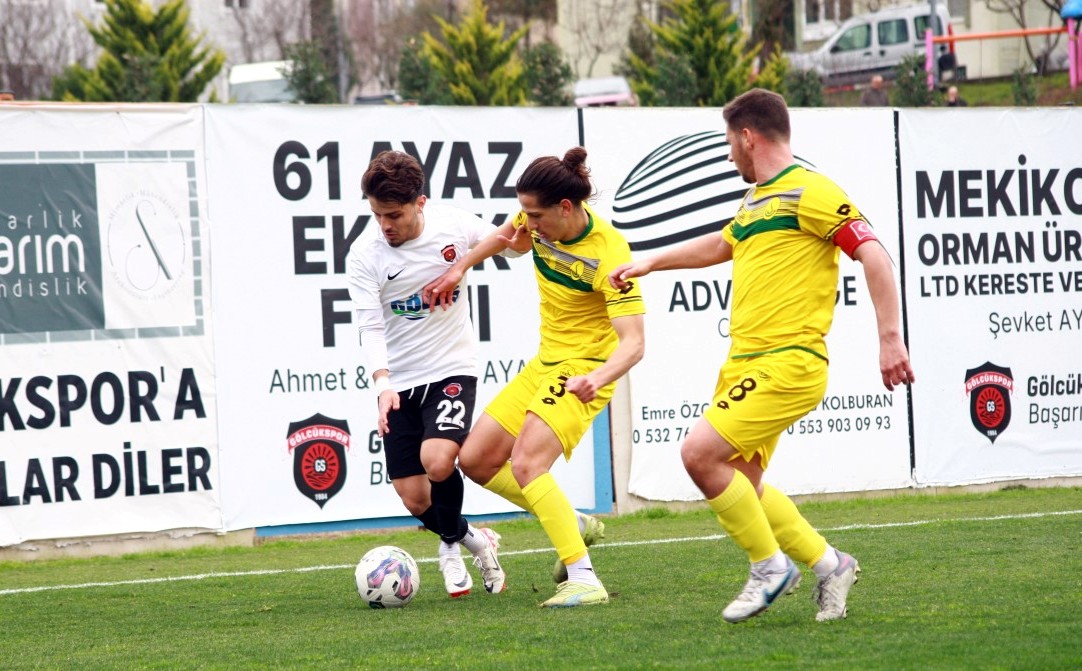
[355,545,420,608]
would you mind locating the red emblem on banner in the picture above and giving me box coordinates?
[286,413,351,508]
[964,362,1013,444]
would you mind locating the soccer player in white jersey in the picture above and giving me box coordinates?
[346,150,507,597]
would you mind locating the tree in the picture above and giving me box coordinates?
[0,0,95,100]
[52,0,224,102]
[563,0,637,77]
[624,0,785,107]
[489,0,558,47]
[1011,66,1039,104]
[397,38,454,104]
[354,0,455,95]
[983,0,1065,73]
[309,0,351,102]
[420,0,529,105]
[892,53,935,107]
[523,41,573,106]
[784,68,824,107]
[751,0,795,58]
[227,0,310,63]
[651,52,697,106]
[614,10,656,80]
[282,41,339,104]
[754,44,790,94]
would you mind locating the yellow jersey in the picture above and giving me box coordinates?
[516,207,645,364]
[722,165,863,361]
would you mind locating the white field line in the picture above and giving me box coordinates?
[2,508,1080,597]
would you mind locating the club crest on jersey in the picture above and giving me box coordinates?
[964,362,1013,444]
[442,244,457,262]
[443,382,463,398]
[286,413,351,508]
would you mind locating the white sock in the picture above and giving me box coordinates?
[566,555,602,586]
[459,525,487,555]
[812,546,840,578]
[438,540,461,558]
[753,549,789,573]
[575,511,587,535]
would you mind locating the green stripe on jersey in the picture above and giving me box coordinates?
[729,215,800,241]
[532,253,593,292]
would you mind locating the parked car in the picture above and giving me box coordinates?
[788,4,956,86]
[227,61,294,103]
[353,91,404,105]
[573,76,637,107]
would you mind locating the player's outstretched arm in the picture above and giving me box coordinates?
[609,232,731,290]
[565,314,645,403]
[854,241,915,391]
[423,220,519,309]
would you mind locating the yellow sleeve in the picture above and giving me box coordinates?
[596,235,645,319]
[799,173,865,240]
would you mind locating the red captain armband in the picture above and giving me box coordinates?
[833,219,879,259]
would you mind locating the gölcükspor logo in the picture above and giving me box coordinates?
[611,131,815,251]
[965,362,1014,443]
[286,413,351,508]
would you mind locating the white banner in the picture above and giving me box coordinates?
[900,109,1082,485]
[0,105,221,546]
[584,107,913,500]
[204,105,596,530]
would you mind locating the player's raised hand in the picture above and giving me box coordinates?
[422,266,464,311]
[608,260,651,291]
[499,223,534,254]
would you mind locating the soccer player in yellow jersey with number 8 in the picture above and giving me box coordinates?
[610,89,915,623]
[424,147,646,608]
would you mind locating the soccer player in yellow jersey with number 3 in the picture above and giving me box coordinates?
[610,89,915,623]
[425,147,646,608]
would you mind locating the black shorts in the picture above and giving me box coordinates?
[383,375,477,480]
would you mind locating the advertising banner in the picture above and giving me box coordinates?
[204,105,590,530]
[900,110,1082,485]
[584,107,913,500]
[0,106,221,546]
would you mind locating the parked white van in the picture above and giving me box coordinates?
[227,61,294,103]
[788,4,955,86]
[573,77,637,107]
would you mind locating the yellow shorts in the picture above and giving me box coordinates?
[484,357,614,459]
[703,349,828,469]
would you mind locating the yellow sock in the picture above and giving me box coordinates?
[522,473,586,565]
[482,462,533,513]
[760,484,828,567]
[707,470,778,563]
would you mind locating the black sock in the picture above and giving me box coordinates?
[415,505,442,536]
[430,468,469,544]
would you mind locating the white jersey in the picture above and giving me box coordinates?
[346,203,494,391]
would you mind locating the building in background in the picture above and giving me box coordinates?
[0,0,1071,102]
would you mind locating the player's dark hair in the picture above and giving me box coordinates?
[362,150,425,204]
[515,146,595,207]
[723,88,791,142]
